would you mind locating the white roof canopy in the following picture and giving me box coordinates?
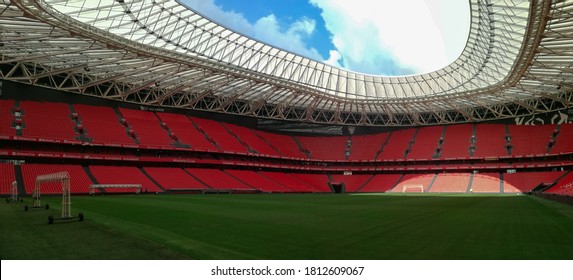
[1,0,572,125]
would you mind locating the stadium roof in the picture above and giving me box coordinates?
[0,0,572,126]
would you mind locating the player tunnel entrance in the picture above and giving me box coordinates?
[328,182,346,193]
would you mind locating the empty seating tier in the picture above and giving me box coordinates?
[544,172,573,196]
[190,117,248,153]
[474,124,508,158]
[407,126,443,160]
[470,173,501,193]
[0,100,16,137]
[225,170,293,193]
[331,174,373,192]
[89,165,162,193]
[222,124,279,156]
[257,172,318,192]
[119,108,173,147]
[297,136,348,160]
[144,167,207,190]
[359,174,403,193]
[20,164,93,194]
[508,124,554,156]
[440,125,472,159]
[20,101,77,141]
[391,174,436,193]
[348,133,388,161]
[429,173,470,193]
[0,163,16,195]
[185,168,253,190]
[289,173,332,192]
[156,112,216,150]
[74,104,135,144]
[378,129,416,160]
[503,171,565,193]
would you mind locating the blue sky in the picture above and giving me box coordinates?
[181,0,470,76]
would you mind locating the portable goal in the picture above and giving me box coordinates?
[402,184,424,193]
[11,181,18,202]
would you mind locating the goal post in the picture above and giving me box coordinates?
[402,184,424,193]
[11,181,18,202]
[35,172,70,217]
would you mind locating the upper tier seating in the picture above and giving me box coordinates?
[254,131,308,158]
[359,174,403,192]
[297,136,348,160]
[0,100,16,137]
[119,108,173,147]
[20,164,93,194]
[156,112,216,150]
[330,174,373,192]
[470,173,501,193]
[508,124,554,156]
[144,167,206,190]
[474,124,508,158]
[378,129,416,160]
[20,101,77,141]
[552,123,573,154]
[429,173,470,193]
[440,125,472,159]
[407,126,443,160]
[0,163,16,195]
[503,171,565,193]
[89,165,162,193]
[347,133,388,161]
[222,123,280,156]
[74,104,135,144]
[189,117,248,153]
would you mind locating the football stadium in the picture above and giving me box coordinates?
[1,0,573,263]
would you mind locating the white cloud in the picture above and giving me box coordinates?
[310,0,469,75]
[182,0,325,61]
[182,0,469,76]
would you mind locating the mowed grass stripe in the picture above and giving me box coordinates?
[2,194,573,259]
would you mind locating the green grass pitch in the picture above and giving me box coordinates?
[1,194,572,259]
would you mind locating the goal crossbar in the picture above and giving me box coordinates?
[35,171,71,218]
[89,184,142,195]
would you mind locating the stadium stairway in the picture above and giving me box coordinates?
[251,129,284,156]
[354,175,376,192]
[182,168,213,189]
[291,136,311,158]
[424,173,439,193]
[138,167,167,192]
[220,123,257,154]
[500,173,505,193]
[383,174,405,193]
[113,107,139,145]
[466,173,475,193]
[13,164,26,195]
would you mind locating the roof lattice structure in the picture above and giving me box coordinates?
[0,0,572,126]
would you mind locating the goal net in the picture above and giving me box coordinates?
[402,184,424,193]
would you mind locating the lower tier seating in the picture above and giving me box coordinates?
[0,163,16,195]
[20,164,93,194]
[503,171,565,193]
[543,172,573,196]
[89,165,163,193]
